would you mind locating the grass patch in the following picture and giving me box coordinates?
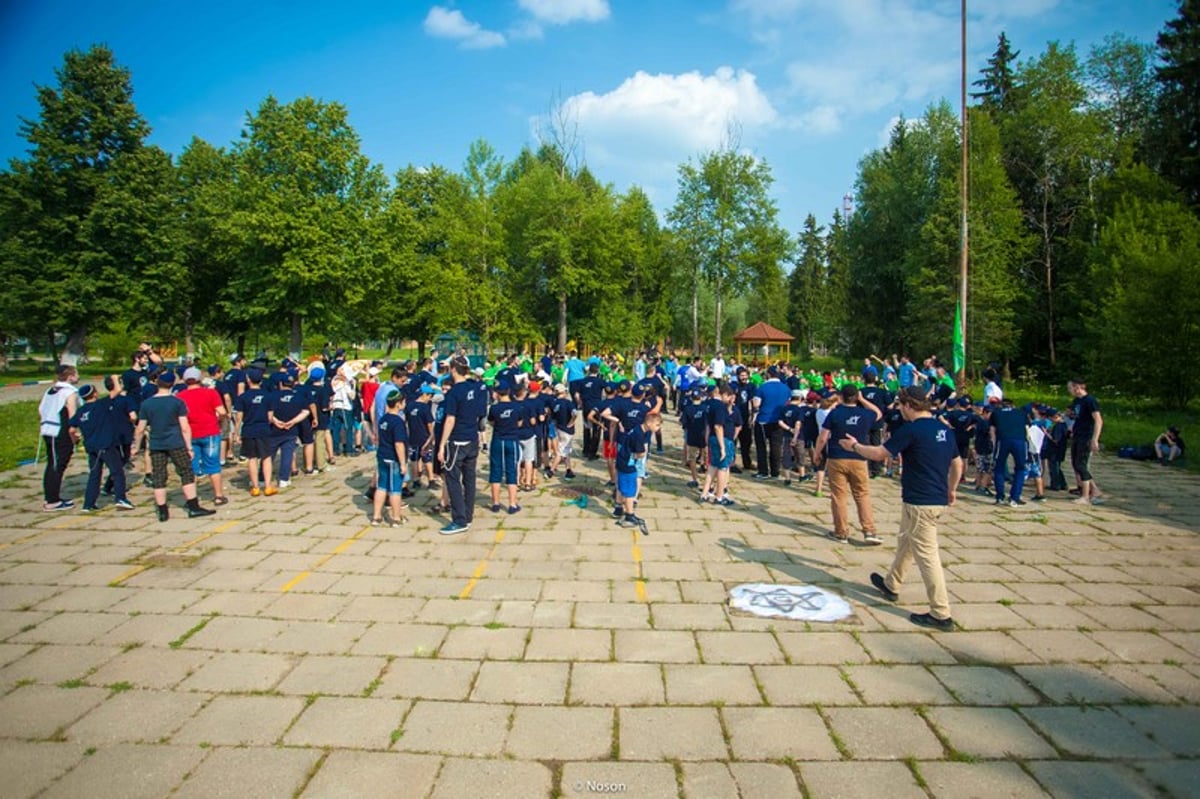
[389,728,403,745]
[0,400,43,472]
[107,681,133,694]
[483,621,507,630]
[997,598,1015,607]
[56,678,86,689]
[83,747,96,756]
[904,756,929,790]
[168,614,215,650]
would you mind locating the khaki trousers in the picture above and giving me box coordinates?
[826,458,876,537]
[884,503,952,620]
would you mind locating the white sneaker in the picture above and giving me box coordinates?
[279,480,291,489]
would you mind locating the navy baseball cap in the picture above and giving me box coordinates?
[631,384,646,397]
[617,379,632,392]
[247,367,265,383]
[156,371,176,387]
[78,384,97,400]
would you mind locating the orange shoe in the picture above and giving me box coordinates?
[250,487,261,497]
[263,486,278,497]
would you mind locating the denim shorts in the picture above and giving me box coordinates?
[708,435,735,469]
[376,459,405,494]
[191,435,222,476]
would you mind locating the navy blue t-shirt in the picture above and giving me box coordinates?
[859,385,892,429]
[268,389,307,438]
[121,368,149,411]
[488,400,523,441]
[578,375,605,411]
[70,401,116,452]
[990,405,1028,441]
[109,394,136,443]
[234,388,271,439]
[682,401,708,442]
[443,379,487,443]
[884,416,959,505]
[780,403,803,434]
[552,397,577,434]
[616,426,647,474]
[822,403,878,460]
[406,402,433,449]
[376,411,407,461]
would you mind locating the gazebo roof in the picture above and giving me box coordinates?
[732,321,795,343]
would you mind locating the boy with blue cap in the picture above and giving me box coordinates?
[70,384,134,512]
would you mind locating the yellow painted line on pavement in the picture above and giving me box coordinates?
[631,530,647,603]
[281,524,373,593]
[0,530,52,551]
[459,525,506,599]
[109,564,150,586]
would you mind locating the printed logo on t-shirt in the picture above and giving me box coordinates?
[936,429,947,442]
[846,415,861,426]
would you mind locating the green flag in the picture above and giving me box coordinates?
[952,302,965,374]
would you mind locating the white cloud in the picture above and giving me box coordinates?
[517,0,610,25]
[558,67,778,157]
[875,114,922,148]
[423,6,506,49]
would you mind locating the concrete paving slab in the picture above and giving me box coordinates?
[844,664,957,704]
[0,643,121,685]
[0,740,87,799]
[570,662,665,706]
[799,761,926,799]
[1021,706,1171,759]
[1025,761,1160,799]
[40,743,206,799]
[65,689,208,745]
[376,657,477,700]
[178,651,296,692]
[619,706,728,761]
[506,705,613,760]
[0,684,108,739]
[172,695,305,745]
[438,625,528,659]
[824,706,944,760]
[171,745,321,799]
[560,761,678,799]
[919,761,1050,798]
[723,706,841,760]
[925,706,1058,758]
[300,751,441,799]
[754,664,859,705]
[283,696,410,749]
[525,628,611,661]
[397,700,511,756]
[275,654,387,696]
[471,660,569,704]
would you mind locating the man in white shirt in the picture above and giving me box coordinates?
[709,350,727,380]
[39,364,80,511]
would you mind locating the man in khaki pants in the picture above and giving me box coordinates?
[840,385,963,631]
[813,384,883,544]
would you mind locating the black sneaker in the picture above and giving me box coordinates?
[187,505,216,518]
[564,470,575,480]
[1009,498,1027,507]
[994,498,1006,506]
[910,612,954,631]
[730,466,743,474]
[1030,494,1046,502]
[870,572,899,601]
[156,504,169,522]
[611,505,624,519]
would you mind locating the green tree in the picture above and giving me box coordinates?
[1085,33,1157,166]
[222,96,386,356]
[669,147,790,353]
[1089,187,1200,407]
[822,209,852,356]
[787,214,825,355]
[0,45,152,362]
[972,32,1021,116]
[1001,42,1104,368]
[1150,0,1200,206]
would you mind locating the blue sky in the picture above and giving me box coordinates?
[0,0,1178,231]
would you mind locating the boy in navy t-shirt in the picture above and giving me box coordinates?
[614,413,661,533]
[70,385,134,512]
[549,385,577,480]
[681,387,709,488]
[838,385,962,632]
[234,368,273,496]
[373,392,408,526]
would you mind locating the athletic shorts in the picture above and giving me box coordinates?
[708,435,735,470]
[557,431,574,459]
[150,448,194,488]
[376,458,405,494]
[1026,456,1042,479]
[617,469,639,499]
[191,435,222,476]
[489,439,520,485]
[603,440,618,460]
[297,420,314,445]
[241,437,272,460]
[519,437,538,463]
[685,432,706,449]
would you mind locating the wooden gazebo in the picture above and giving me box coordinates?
[732,321,795,365]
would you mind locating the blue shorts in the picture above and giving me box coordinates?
[1026,456,1042,478]
[191,435,222,476]
[376,459,405,494]
[708,435,735,469]
[617,469,639,500]
[488,439,520,485]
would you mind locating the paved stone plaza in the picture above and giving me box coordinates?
[0,422,1198,798]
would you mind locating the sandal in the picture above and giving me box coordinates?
[371,517,383,526]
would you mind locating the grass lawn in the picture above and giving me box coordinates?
[0,400,44,473]
[1002,381,1198,473]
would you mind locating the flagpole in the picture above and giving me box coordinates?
[958,0,969,382]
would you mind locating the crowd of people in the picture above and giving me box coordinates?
[38,341,1128,630]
